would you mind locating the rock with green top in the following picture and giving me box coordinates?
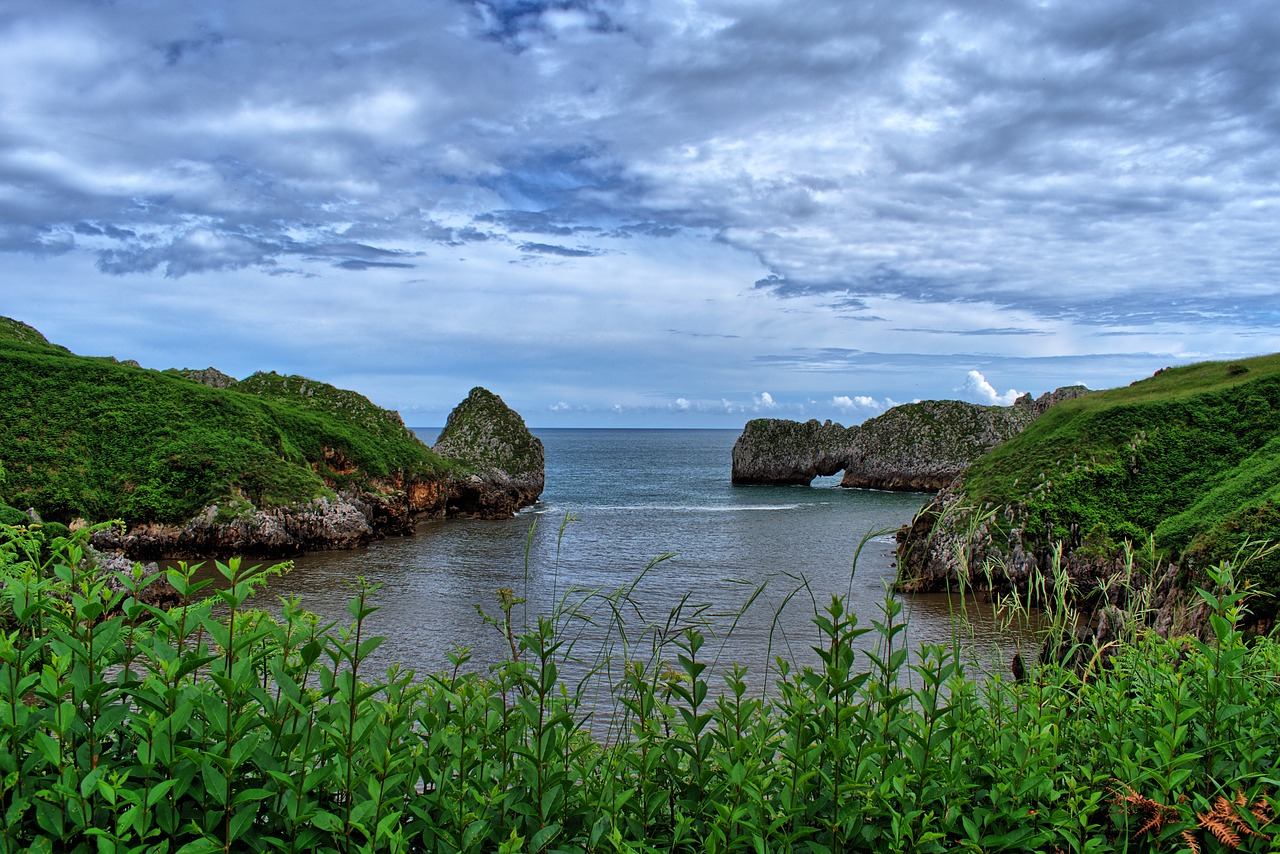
[896,356,1280,634]
[731,419,852,484]
[434,387,545,518]
[841,399,1036,491]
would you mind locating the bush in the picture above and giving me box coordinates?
[0,503,26,527]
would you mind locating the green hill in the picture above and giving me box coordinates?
[0,323,462,527]
[959,354,1280,591]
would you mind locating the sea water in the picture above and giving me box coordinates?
[243,428,1038,687]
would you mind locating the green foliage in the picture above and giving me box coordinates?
[962,355,1280,591]
[0,326,463,526]
[0,527,1275,852]
[0,505,25,528]
[0,316,68,351]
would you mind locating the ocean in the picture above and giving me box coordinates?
[239,428,1039,687]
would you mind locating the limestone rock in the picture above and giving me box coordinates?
[731,419,851,484]
[175,366,240,389]
[434,387,545,518]
[91,493,377,558]
[731,386,1091,492]
[842,400,1033,491]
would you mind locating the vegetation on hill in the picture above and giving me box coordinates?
[0,316,70,352]
[0,325,461,527]
[960,354,1280,593]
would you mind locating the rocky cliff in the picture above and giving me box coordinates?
[434,387,545,518]
[840,399,1036,491]
[731,419,851,485]
[731,387,1089,491]
[90,482,448,558]
[896,356,1280,642]
[90,385,547,556]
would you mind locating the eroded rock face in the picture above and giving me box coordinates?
[894,486,1220,654]
[731,386,1092,492]
[90,477,451,559]
[731,419,852,484]
[175,366,239,389]
[93,492,378,558]
[434,387,545,519]
[842,400,1034,491]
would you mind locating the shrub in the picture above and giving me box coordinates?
[0,504,26,527]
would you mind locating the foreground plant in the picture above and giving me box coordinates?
[0,521,1275,853]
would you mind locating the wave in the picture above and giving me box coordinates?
[537,502,805,514]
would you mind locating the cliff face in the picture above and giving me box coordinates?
[434,387,545,518]
[840,400,1035,491]
[731,387,1089,491]
[731,419,852,485]
[895,357,1280,639]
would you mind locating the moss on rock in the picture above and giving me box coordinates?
[434,388,545,518]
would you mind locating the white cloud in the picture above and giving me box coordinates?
[831,394,884,412]
[958,370,1021,406]
[673,397,691,411]
[754,391,776,409]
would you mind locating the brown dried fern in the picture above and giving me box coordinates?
[1195,791,1271,849]
[1116,783,1275,851]
[1114,782,1180,840]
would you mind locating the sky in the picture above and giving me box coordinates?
[3,0,1279,428]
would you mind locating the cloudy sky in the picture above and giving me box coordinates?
[3,0,1278,428]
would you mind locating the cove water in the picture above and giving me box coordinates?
[244,428,1038,687]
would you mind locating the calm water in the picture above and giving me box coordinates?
[233,429,1040,687]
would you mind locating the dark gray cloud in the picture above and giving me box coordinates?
[516,242,601,257]
[1,0,1278,424]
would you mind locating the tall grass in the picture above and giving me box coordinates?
[0,520,1276,852]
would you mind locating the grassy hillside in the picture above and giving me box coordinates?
[0,327,462,526]
[962,354,1280,589]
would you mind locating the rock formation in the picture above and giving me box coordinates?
[894,484,1219,648]
[434,387,545,518]
[174,366,239,389]
[894,357,1280,650]
[731,419,851,485]
[91,480,451,559]
[2,314,547,559]
[840,400,1035,491]
[730,387,1090,491]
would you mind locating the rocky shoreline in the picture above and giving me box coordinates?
[893,484,1230,655]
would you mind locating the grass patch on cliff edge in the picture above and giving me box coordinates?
[960,353,1280,593]
[0,335,464,527]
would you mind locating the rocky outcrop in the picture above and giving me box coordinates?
[731,419,851,484]
[87,387,546,557]
[841,400,1035,491]
[731,387,1090,490]
[174,366,239,389]
[434,387,545,519]
[894,486,1221,650]
[92,479,450,558]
